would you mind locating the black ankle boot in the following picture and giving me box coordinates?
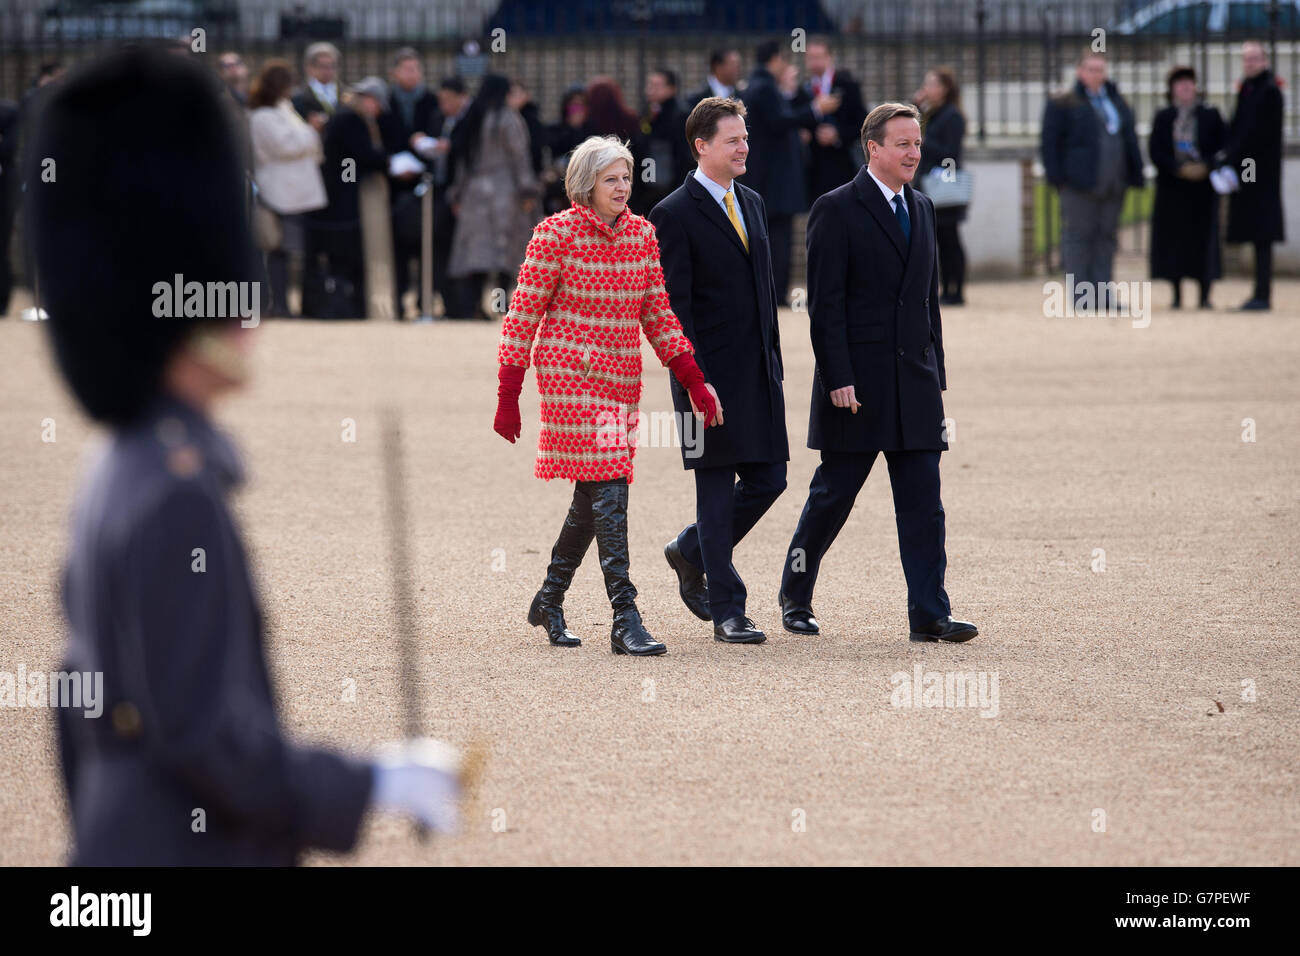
[611,605,665,656]
[586,478,666,656]
[527,487,594,646]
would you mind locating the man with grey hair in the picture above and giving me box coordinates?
[1040,50,1144,311]
[292,42,341,133]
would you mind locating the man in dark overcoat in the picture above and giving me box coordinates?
[651,97,789,644]
[778,103,977,644]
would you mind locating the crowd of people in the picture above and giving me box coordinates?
[0,36,974,320]
[0,38,1288,320]
[1040,42,1286,311]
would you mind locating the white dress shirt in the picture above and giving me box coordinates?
[693,166,748,238]
[866,164,906,210]
[706,75,734,99]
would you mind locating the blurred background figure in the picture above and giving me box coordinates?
[292,42,341,132]
[314,78,392,318]
[741,38,839,305]
[804,35,866,202]
[248,59,327,317]
[447,73,540,320]
[585,76,641,144]
[914,66,969,306]
[1216,41,1285,311]
[429,76,473,318]
[1149,66,1225,310]
[633,68,691,215]
[217,51,249,106]
[510,80,546,178]
[1040,50,1144,311]
[688,48,743,108]
[381,48,442,320]
[543,87,591,215]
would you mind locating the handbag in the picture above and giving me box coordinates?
[920,165,974,208]
[250,190,283,252]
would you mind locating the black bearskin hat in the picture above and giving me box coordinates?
[27,45,261,427]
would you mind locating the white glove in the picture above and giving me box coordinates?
[1209,165,1240,195]
[371,737,462,833]
[412,134,440,159]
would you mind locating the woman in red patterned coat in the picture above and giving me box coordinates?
[494,136,722,656]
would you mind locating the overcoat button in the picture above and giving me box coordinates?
[897,347,904,356]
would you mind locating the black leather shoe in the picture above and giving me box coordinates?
[1238,298,1271,311]
[714,616,766,644]
[664,537,710,621]
[909,617,979,643]
[778,591,819,635]
[611,606,666,656]
[528,591,581,646]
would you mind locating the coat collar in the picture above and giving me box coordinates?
[852,165,914,262]
[683,172,750,258]
[571,201,631,239]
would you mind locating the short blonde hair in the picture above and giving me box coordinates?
[565,135,634,208]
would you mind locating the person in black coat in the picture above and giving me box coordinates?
[632,68,693,216]
[1149,66,1226,309]
[315,83,391,314]
[291,42,342,128]
[28,48,462,865]
[1041,51,1145,310]
[651,97,790,645]
[914,67,969,305]
[740,39,840,304]
[685,48,743,110]
[1214,41,1285,310]
[778,104,977,645]
[804,37,867,202]
[380,48,444,319]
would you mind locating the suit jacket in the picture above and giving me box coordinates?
[56,395,373,865]
[650,173,789,469]
[379,88,443,197]
[291,85,337,122]
[806,166,948,453]
[686,82,737,111]
[1041,80,1144,193]
[739,67,818,216]
[806,68,867,200]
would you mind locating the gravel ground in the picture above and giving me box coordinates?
[2,273,1297,866]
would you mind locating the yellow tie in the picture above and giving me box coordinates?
[724,190,749,252]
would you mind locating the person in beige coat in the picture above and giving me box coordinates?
[249,60,327,317]
[447,74,541,319]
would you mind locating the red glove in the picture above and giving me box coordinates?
[668,353,720,427]
[494,364,525,443]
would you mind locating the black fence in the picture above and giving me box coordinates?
[3,1,1299,141]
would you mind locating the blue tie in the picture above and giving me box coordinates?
[893,193,911,244]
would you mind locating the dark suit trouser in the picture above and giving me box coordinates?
[768,214,793,303]
[781,449,950,628]
[1059,185,1124,301]
[677,461,787,624]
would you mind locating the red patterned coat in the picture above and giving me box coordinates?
[498,202,695,482]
